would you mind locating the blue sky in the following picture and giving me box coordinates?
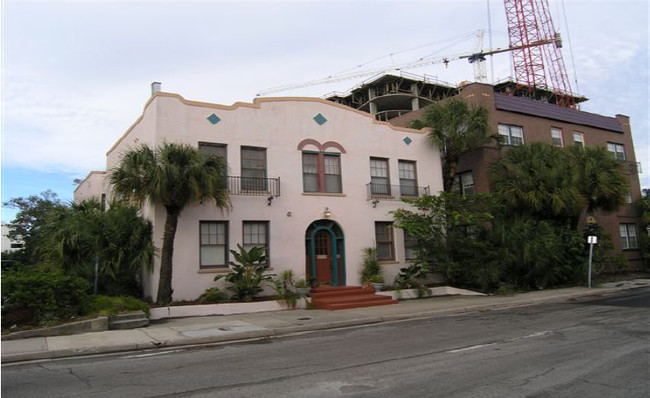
[1,0,648,223]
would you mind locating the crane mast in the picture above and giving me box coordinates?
[503,0,575,107]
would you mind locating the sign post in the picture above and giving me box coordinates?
[587,236,597,288]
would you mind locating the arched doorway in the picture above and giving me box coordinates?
[305,220,346,286]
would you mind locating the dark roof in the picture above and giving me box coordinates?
[494,93,624,133]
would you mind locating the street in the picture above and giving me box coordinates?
[3,288,649,397]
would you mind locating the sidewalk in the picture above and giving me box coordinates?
[3,280,649,364]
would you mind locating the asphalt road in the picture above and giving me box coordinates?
[3,288,649,398]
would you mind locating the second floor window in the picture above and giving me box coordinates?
[573,132,584,148]
[551,128,564,147]
[398,160,418,196]
[619,223,638,250]
[607,142,626,160]
[453,171,474,196]
[498,124,524,146]
[370,157,391,195]
[241,146,267,190]
[302,152,342,193]
[199,142,227,160]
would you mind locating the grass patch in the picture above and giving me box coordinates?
[81,295,150,317]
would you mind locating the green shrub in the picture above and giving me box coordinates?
[215,245,273,302]
[80,295,150,316]
[360,247,381,284]
[197,288,229,304]
[1,268,90,324]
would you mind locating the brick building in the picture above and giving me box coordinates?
[389,81,644,270]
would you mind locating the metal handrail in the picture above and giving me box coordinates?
[366,182,430,201]
[228,176,281,197]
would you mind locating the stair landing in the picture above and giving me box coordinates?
[310,286,398,310]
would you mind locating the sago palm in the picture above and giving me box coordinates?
[110,142,229,304]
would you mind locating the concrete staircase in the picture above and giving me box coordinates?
[310,286,398,310]
[108,311,150,330]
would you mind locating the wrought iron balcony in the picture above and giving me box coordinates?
[366,182,429,201]
[228,176,281,197]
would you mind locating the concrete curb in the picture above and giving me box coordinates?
[0,285,640,364]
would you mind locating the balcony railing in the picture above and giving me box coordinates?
[228,176,281,197]
[366,182,429,201]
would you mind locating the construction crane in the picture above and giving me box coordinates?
[256,34,562,97]
[503,0,575,107]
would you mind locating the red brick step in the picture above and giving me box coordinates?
[310,286,398,310]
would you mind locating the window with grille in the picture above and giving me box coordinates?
[403,230,418,261]
[370,158,391,195]
[302,152,342,193]
[452,171,475,196]
[551,128,564,147]
[607,142,626,160]
[573,132,584,148]
[243,221,269,265]
[398,160,418,196]
[375,222,394,261]
[200,221,228,268]
[619,224,638,250]
[241,146,267,190]
[498,124,524,146]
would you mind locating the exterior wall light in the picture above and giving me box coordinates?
[324,207,331,218]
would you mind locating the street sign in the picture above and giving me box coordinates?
[586,216,597,224]
[587,236,598,244]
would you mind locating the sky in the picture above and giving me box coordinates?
[1,0,648,223]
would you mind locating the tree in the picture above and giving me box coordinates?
[40,199,155,296]
[410,97,497,192]
[488,142,584,223]
[110,142,229,304]
[489,143,628,229]
[3,190,65,264]
[566,145,629,215]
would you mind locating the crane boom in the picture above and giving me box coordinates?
[257,35,562,97]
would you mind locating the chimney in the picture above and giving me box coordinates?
[151,82,162,95]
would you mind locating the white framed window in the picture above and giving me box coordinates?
[573,132,584,147]
[200,221,228,268]
[551,128,564,147]
[498,124,524,146]
[370,158,391,195]
[243,221,269,265]
[619,224,638,249]
[398,160,418,197]
[452,171,474,196]
[607,142,626,160]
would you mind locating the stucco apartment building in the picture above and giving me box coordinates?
[390,81,644,270]
[75,85,443,301]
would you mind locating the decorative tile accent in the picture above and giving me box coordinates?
[313,113,327,125]
[403,136,413,145]
[207,113,221,124]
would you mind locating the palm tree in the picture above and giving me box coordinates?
[488,142,585,223]
[566,145,629,214]
[410,97,496,192]
[110,142,229,304]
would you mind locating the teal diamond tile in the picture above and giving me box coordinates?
[313,113,327,125]
[403,136,413,145]
[207,113,221,124]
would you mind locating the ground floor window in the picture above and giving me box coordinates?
[200,221,228,268]
[243,221,269,265]
[375,222,394,261]
[403,229,418,261]
[619,223,638,249]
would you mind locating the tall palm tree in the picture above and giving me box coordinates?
[110,142,229,304]
[410,97,496,192]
